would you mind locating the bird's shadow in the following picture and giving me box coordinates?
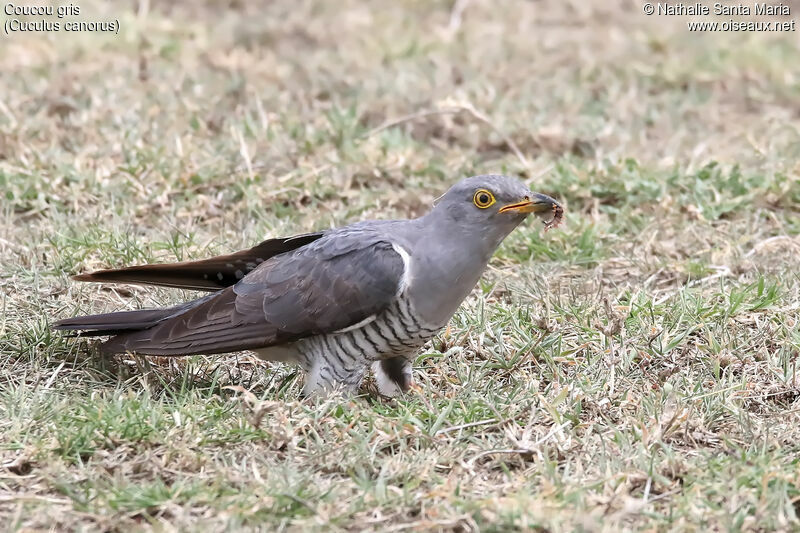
[48,338,306,400]
[47,337,401,406]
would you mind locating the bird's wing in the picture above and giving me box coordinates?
[102,233,406,355]
[72,232,324,291]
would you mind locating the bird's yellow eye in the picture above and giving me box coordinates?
[473,189,496,209]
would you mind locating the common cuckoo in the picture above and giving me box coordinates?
[54,175,564,396]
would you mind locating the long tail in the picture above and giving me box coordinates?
[71,232,323,291]
[52,295,212,345]
[53,307,180,337]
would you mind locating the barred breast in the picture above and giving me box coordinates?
[295,293,444,391]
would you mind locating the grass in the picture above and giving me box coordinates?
[2,0,800,530]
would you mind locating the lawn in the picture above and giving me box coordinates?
[2,0,800,530]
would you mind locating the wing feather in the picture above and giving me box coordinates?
[101,234,405,356]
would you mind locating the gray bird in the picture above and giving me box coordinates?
[53,175,563,396]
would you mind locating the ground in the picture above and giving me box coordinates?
[1,0,800,531]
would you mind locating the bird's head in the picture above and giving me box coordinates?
[430,175,564,246]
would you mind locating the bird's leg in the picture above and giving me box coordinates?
[373,357,414,397]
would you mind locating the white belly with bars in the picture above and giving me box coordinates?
[295,292,443,393]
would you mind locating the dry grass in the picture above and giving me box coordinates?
[2,0,800,530]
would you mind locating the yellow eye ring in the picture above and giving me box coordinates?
[473,189,496,209]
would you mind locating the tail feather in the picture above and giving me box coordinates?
[72,232,324,291]
[52,307,179,336]
[52,293,214,337]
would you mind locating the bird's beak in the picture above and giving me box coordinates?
[498,193,565,230]
[498,193,559,215]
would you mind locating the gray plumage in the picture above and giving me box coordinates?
[53,174,563,396]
